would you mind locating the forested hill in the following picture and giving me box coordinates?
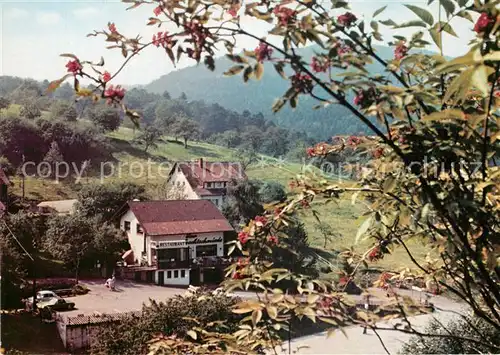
[145,45,396,139]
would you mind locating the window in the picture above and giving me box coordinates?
[182,181,185,187]
[124,221,131,231]
[181,270,186,278]
[157,248,181,262]
[167,271,172,279]
[174,270,179,278]
[136,224,143,234]
[196,244,218,258]
[177,181,180,187]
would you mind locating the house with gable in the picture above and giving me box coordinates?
[118,199,235,286]
[167,158,246,209]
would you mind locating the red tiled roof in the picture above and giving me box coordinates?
[128,200,234,236]
[0,168,10,185]
[178,161,246,189]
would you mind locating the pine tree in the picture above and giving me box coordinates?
[42,141,64,178]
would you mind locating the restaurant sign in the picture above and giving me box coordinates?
[154,236,223,249]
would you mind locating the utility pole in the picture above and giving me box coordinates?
[3,221,36,311]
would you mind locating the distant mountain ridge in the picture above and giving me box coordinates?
[144,45,397,139]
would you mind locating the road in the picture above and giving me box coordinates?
[61,280,466,354]
[274,292,465,354]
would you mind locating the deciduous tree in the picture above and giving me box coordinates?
[134,126,163,152]
[50,0,500,352]
[19,103,41,120]
[88,106,121,132]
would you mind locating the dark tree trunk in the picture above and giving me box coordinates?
[75,259,80,284]
[184,138,188,148]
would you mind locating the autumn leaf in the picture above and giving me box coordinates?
[254,62,264,80]
[46,74,72,93]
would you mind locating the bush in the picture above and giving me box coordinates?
[20,278,77,297]
[400,315,500,354]
[71,284,89,296]
[91,288,241,355]
[258,181,287,203]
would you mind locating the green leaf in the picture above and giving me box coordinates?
[370,21,379,32]
[429,25,442,51]
[254,62,264,80]
[457,0,468,6]
[382,175,397,193]
[380,19,397,26]
[423,109,465,121]
[440,0,455,17]
[307,294,320,304]
[186,330,197,340]
[373,5,387,18]
[274,63,287,79]
[404,5,434,26]
[472,65,495,96]
[243,66,253,83]
[443,67,474,103]
[226,54,248,64]
[266,306,278,319]
[397,20,428,28]
[166,48,176,66]
[251,309,262,326]
[224,65,245,77]
[483,51,500,62]
[318,316,338,326]
[438,21,457,37]
[456,10,473,22]
[272,98,286,113]
[355,217,372,244]
[435,50,475,74]
[421,204,431,221]
[60,53,78,59]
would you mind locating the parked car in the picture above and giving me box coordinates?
[24,290,60,310]
[37,297,75,311]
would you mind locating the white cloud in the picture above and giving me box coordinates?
[4,8,29,20]
[36,12,61,26]
[73,7,100,18]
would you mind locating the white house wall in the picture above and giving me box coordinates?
[154,269,190,285]
[168,169,199,199]
[200,195,225,209]
[120,210,143,264]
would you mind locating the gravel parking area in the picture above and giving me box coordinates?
[57,279,185,318]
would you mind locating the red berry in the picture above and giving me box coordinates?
[337,12,357,28]
[65,60,82,75]
[474,13,495,33]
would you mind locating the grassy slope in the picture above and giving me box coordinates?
[7,125,422,270]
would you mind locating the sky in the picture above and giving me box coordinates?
[0,0,476,86]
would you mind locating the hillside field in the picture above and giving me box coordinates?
[7,126,423,271]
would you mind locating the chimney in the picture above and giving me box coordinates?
[198,158,204,168]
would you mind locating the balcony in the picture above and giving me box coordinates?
[157,259,190,269]
[154,257,232,270]
[191,257,232,268]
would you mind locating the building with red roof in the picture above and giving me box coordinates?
[167,158,247,209]
[119,199,234,286]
